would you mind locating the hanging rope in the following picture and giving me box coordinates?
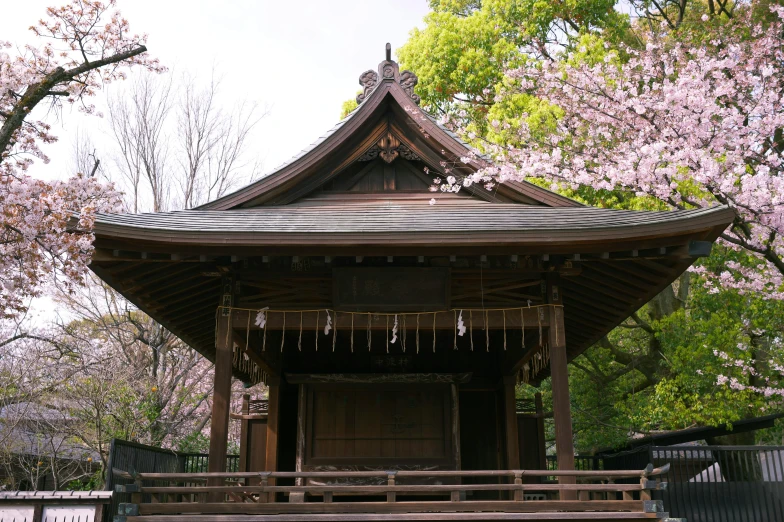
[402,314,407,353]
[315,310,320,351]
[453,310,457,351]
[538,308,543,346]
[520,307,525,351]
[469,310,474,352]
[262,311,267,351]
[246,311,251,353]
[416,314,420,354]
[332,312,338,352]
[224,309,232,354]
[280,312,286,352]
[433,312,437,353]
[298,311,303,351]
[485,309,490,352]
[502,310,507,351]
[215,305,562,356]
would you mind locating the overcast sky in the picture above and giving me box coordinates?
[3,0,430,321]
[2,0,430,181]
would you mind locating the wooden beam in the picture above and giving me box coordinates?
[502,375,520,475]
[451,384,461,471]
[265,383,281,502]
[547,274,576,500]
[292,383,307,502]
[208,304,234,498]
[535,393,547,471]
[239,394,250,473]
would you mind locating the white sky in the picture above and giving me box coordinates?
[2,0,431,180]
[2,0,430,321]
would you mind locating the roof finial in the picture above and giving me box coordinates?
[356,44,421,106]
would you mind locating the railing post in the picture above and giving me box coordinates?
[640,478,652,501]
[640,464,652,501]
[387,471,397,503]
[514,472,524,502]
[259,472,270,504]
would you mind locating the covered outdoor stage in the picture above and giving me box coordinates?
[94,46,732,521]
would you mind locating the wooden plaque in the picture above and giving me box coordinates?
[333,267,450,312]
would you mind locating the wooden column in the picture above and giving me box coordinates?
[547,273,577,499]
[265,382,281,502]
[535,393,547,472]
[290,384,307,503]
[450,383,462,471]
[207,285,234,502]
[208,303,233,475]
[502,375,520,471]
[238,394,250,472]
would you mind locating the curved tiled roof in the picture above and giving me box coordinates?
[95,204,731,234]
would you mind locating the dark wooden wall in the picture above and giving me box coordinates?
[302,383,452,469]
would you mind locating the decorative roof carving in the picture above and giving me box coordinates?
[358,131,421,163]
[356,70,378,105]
[378,133,400,163]
[356,43,421,106]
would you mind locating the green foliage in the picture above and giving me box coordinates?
[176,432,212,454]
[341,95,359,119]
[398,0,632,135]
[567,246,784,452]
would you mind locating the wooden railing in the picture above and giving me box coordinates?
[112,465,671,521]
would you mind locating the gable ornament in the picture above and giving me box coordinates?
[358,131,421,163]
[356,43,421,105]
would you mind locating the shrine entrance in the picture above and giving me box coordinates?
[94,44,733,520]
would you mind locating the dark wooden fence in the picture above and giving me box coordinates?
[112,466,669,520]
[550,445,784,522]
[104,439,238,522]
[105,440,784,521]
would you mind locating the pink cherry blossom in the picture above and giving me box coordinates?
[1,0,162,318]
[460,6,784,302]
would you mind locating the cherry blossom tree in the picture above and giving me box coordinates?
[461,7,784,301]
[443,6,784,403]
[1,0,162,319]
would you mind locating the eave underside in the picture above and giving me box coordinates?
[89,210,730,383]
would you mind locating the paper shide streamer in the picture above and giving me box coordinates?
[223,304,564,385]
[391,315,399,344]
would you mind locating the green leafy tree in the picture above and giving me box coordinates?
[397,0,632,137]
[402,0,784,450]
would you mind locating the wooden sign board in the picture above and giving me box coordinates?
[333,267,450,312]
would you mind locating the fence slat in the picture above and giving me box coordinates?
[106,439,784,522]
[104,439,239,522]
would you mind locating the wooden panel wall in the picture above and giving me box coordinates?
[305,384,450,466]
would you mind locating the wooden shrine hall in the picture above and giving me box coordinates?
[97,46,734,521]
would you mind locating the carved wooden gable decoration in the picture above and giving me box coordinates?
[199,44,581,209]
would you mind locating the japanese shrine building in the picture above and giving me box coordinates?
[92,47,734,520]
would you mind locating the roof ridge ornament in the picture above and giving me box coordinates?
[356,43,421,106]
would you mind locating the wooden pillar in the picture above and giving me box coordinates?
[547,273,577,499]
[208,304,233,475]
[290,384,307,503]
[265,382,281,502]
[535,393,547,472]
[502,375,520,471]
[450,384,462,471]
[239,394,250,472]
